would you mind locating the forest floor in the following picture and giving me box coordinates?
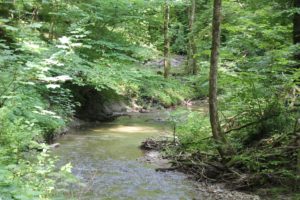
[140,141,260,200]
[140,137,299,200]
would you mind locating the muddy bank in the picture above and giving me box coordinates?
[66,84,169,122]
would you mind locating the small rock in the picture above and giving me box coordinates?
[139,109,149,113]
[49,143,60,148]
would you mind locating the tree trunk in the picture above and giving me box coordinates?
[164,1,171,78]
[293,1,300,175]
[189,0,197,75]
[294,0,300,44]
[294,0,300,62]
[209,0,228,158]
[186,5,191,73]
[296,127,300,176]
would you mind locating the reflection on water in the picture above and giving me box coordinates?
[53,110,200,199]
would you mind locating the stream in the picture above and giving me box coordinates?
[53,103,259,200]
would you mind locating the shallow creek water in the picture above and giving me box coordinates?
[53,108,201,200]
[53,102,258,200]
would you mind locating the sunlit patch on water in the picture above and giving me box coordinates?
[93,125,160,134]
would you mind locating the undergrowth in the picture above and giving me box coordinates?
[163,71,299,198]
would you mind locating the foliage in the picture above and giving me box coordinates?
[0,0,299,198]
[164,0,299,195]
[175,110,213,151]
[0,0,198,198]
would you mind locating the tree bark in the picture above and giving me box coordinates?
[294,0,300,44]
[209,0,228,158]
[188,0,197,75]
[293,1,300,175]
[164,1,171,78]
[186,5,191,73]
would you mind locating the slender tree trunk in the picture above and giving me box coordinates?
[209,0,228,158]
[164,1,171,78]
[296,121,300,176]
[294,0,300,45]
[294,0,300,177]
[50,21,55,40]
[294,0,300,62]
[189,0,197,75]
[186,5,192,73]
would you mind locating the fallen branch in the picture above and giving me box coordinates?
[224,120,261,134]
[224,113,280,134]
